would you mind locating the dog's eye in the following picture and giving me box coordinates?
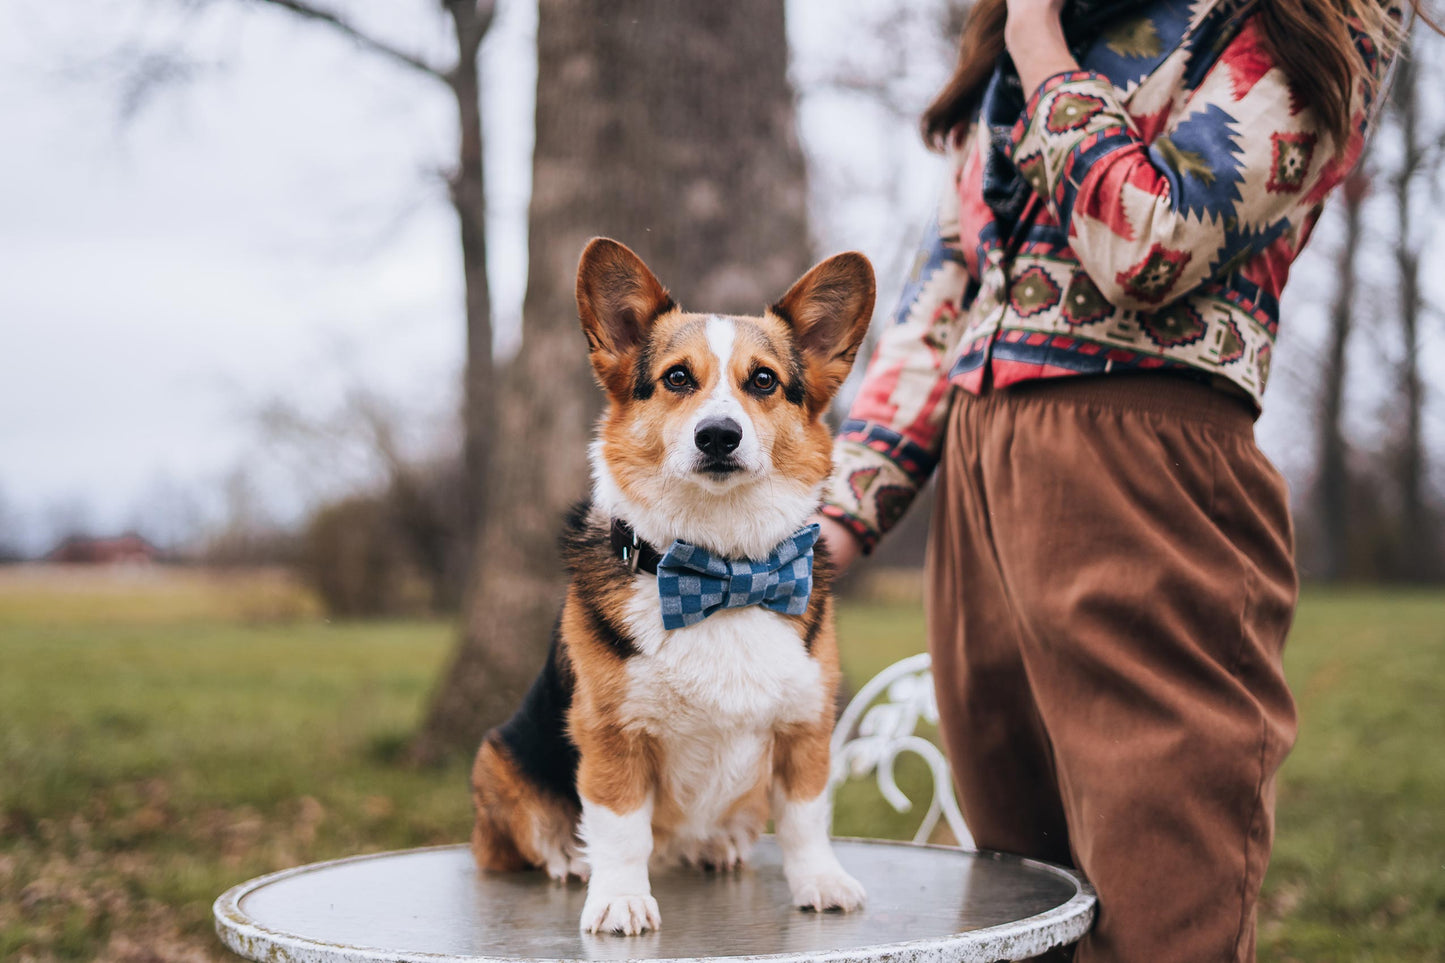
[749,368,778,394]
[664,366,693,391]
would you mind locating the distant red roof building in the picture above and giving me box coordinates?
[45,533,161,565]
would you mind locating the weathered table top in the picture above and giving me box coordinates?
[214,838,1095,963]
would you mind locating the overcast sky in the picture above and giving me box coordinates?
[0,0,1439,554]
[1,1,463,549]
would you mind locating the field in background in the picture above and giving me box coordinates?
[0,565,319,626]
[1,567,1441,961]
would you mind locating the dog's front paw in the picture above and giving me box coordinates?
[580,892,660,935]
[790,868,866,913]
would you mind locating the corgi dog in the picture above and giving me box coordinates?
[470,238,875,936]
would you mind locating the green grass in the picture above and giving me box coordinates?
[0,615,463,960]
[1260,592,1445,962]
[0,569,1442,961]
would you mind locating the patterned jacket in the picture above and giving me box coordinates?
[821,0,1396,551]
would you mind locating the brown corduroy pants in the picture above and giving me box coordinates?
[926,374,1298,963]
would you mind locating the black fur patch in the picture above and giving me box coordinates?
[744,323,806,406]
[559,500,640,659]
[801,540,833,654]
[581,598,638,660]
[494,624,580,806]
[782,345,807,407]
[626,297,679,401]
[631,338,656,400]
[764,309,808,407]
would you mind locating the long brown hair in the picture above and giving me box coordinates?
[922,0,1423,154]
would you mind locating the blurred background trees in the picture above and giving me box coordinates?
[1293,28,1445,582]
[235,0,500,612]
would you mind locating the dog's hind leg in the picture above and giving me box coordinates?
[472,802,530,872]
[472,733,584,880]
[471,736,533,872]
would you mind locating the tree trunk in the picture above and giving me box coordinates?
[448,0,495,611]
[1313,168,1368,582]
[411,0,811,763]
[1389,52,1433,580]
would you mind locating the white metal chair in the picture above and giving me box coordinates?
[828,652,974,850]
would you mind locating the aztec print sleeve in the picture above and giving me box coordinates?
[1006,16,1390,313]
[819,165,977,552]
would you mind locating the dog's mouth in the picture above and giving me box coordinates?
[695,456,743,477]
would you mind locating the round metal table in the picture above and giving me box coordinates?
[214,838,1095,963]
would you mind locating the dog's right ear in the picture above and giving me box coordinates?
[576,238,675,399]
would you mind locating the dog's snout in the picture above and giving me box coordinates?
[694,417,742,457]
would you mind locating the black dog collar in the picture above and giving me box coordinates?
[609,519,663,575]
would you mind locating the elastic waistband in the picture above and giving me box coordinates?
[968,373,1257,435]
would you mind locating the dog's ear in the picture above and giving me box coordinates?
[769,252,875,413]
[577,238,676,398]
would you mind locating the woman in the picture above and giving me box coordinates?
[815,0,1417,958]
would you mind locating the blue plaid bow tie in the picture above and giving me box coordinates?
[655,524,820,630]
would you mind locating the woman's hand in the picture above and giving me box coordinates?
[1003,0,1079,99]
[814,515,864,574]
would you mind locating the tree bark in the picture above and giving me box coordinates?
[411,0,812,763]
[447,0,497,609]
[1313,168,1368,582]
[1389,52,1433,580]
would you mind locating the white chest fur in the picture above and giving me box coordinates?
[618,577,824,842]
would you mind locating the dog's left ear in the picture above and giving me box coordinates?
[770,252,875,413]
[577,238,676,399]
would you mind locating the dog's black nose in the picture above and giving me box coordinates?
[694,417,742,457]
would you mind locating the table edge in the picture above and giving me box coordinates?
[212,838,1097,963]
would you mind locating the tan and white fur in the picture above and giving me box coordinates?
[470,238,875,935]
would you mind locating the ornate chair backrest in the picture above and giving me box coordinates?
[827,652,974,850]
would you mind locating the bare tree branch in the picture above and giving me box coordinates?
[245,0,451,82]
[447,0,495,64]
[116,50,208,121]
